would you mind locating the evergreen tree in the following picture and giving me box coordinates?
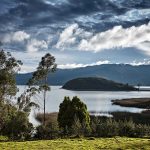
[58,96,91,133]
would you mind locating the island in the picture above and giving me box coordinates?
[62,77,137,91]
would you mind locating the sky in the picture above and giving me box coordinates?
[0,0,150,73]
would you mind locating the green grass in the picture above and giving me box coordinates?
[0,138,150,150]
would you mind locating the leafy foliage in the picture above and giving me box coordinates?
[0,50,22,100]
[0,50,34,140]
[0,101,33,140]
[57,96,91,133]
[17,87,40,115]
[28,53,57,125]
[90,116,150,138]
[28,53,57,86]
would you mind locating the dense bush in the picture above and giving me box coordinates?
[111,111,150,125]
[90,116,150,138]
[35,111,150,139]
[118,119,135,137]
[0,101,33,140]
[35,112,59,139]
[35,123,59,139]
[0,50,34,140]
[96,119,119,137]
[57,96,91,134]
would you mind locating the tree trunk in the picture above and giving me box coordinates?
[43,89,46,126]
[43,76,48,126]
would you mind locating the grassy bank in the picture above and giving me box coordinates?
[112,98,150,109]
[0,138,150,150]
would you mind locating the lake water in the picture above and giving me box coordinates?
[17,86,150,125]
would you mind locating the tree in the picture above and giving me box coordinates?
[0,101,33,140]
[0,50,22,101]
[17,87,40,115]
[28,53,57,125]
[0,50,35,140]
[57,96,91,134]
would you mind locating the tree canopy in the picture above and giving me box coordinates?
[57,96,90,132]
[0,50,22,100]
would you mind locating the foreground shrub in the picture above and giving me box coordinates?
[0,101,33,140]
[57,96,91,134]
[90,116,150,138]
[71,115,91,137]
[35,113,59,139]
[111,111,150,125]
[96,119,118,137]
[35,123,59,139]
[118,119,135,137]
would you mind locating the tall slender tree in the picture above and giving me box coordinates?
[28,53,57,125]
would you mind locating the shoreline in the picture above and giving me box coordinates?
[112,98,150,109]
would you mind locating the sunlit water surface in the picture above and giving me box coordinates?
[17,86,150,125]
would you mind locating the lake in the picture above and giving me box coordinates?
[17,86,150,125]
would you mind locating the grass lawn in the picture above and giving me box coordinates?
[0,138,150,150]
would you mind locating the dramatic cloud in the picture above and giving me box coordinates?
[26,39,48,52]
[1,0,149,32]
[0,0,150,72]
[58,60,110,69]
[79,22,150,54]
[56,24,79,49]
[56,23,92,49]
[2,31,30,43]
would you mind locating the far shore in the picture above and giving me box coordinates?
[112,98,150,109]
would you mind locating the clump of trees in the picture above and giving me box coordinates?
[35,96,91,138]
[90,117,150,138]
[34,95,150,139]
[0,102,33,140]
[57,96,91,136]
[0,50,57,140]
[0,50,33,140]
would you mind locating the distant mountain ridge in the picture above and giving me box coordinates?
[16,64,150,86]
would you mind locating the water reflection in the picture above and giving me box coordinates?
[17,86,150,125]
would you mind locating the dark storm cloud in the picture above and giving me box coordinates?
[91,18,150,32]
[117,0,150,9]
[0,0,149,32]
[0,0,150,72]
[1,0,121,27]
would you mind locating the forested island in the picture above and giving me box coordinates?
[62,77,137,91]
